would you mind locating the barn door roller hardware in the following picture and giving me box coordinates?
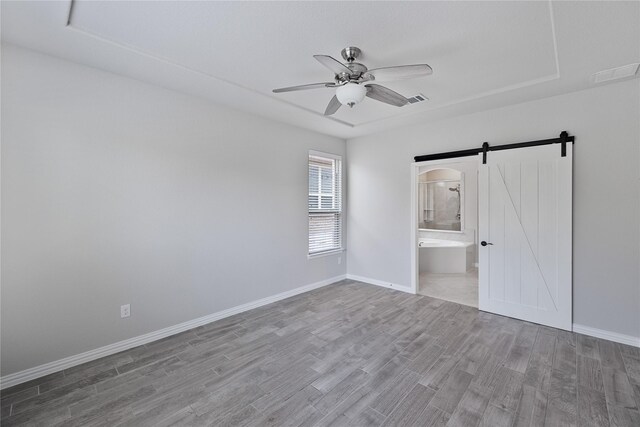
[414,131,575,164]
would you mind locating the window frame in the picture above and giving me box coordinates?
[308,150,344,258]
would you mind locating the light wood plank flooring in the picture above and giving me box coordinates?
[1,280,639,426]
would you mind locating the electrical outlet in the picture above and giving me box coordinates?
[338,257,342,265]
[120,304,130,318]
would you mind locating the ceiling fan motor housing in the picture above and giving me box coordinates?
[339,47,368,81]
[341,46,361,62]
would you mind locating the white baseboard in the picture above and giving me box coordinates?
[572,323,640,348]
[5,275,635,390]
[346,274,414,295]
[0,274,346,390]
[349,275,639,348]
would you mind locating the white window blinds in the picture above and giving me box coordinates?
[309,153,342,255]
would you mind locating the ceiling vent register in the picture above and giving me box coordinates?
[592,63,639,83]
[407,94,429,104]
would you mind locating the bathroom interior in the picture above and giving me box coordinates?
[417,162,478,307]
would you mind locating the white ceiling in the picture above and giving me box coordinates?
[2,1,639,139]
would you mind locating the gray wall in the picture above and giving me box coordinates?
[1,46,346,376]
[347,78,640,339]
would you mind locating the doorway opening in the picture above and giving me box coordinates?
[410,133,573,331]
[412,160,479,308]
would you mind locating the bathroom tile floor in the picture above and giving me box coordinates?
[419,267,478,308]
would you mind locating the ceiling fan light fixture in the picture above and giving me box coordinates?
[272,47,432,115]
[335,83,366,107]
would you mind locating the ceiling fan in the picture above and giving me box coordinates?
[272,46,432,116]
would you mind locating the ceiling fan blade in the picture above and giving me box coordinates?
[314,55,352,76]
[365,64,433,82]
[365,84,409,107]
[324,95,342,116]
[273,82,334,93]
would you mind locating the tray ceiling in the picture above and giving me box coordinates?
[2,1,639,138]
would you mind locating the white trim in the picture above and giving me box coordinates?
[308,248,345,260]
[411,156,481,295]
[410,164,419,294]
[414,158,479,169]
[309,150,342,161]
[0,274,346,390]
[346,274,414,295]
[573,324,640,348]
[418,228,465,234]
[348,277,640,348]
[308,151,343,257]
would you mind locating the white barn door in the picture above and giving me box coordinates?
[478,144,572,330]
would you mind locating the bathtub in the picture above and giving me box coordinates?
[419,238,475,273]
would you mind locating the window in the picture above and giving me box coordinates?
[308,152,342,256]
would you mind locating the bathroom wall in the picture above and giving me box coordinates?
[419,169,461,181]
[418,160,479,260]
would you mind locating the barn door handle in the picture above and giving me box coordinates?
[481,241,493,246]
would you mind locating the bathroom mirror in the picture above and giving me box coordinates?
[418,168,464,232]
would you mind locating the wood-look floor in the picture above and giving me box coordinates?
[2,280,639,426]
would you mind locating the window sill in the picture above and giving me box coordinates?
[308,248,345,260]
